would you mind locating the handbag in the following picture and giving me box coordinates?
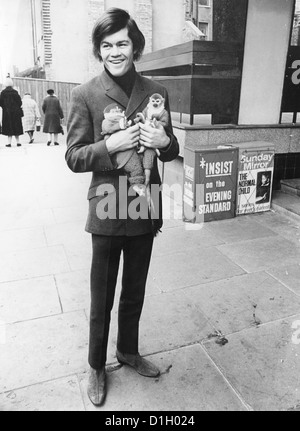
[36,118,41,131]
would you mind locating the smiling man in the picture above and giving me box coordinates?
[65,8,179,407]
[100,27,134,77]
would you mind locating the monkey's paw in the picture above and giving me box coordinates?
[133,184,146,197]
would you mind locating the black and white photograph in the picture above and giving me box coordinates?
[1,0,300,415]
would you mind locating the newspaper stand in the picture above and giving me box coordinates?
[183,146,239,223]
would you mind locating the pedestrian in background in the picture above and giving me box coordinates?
[22,92,41,144]
[0,77,23,147]
[42,89,64,146]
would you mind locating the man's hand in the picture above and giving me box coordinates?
[139,121,170,150]
[105,123,140,155]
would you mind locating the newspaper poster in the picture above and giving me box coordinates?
[183,147,238,223]
[236,146,274,215]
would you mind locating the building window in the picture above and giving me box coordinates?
[198,22,208,39]
[199,0,210,7]
[42,0,52,65]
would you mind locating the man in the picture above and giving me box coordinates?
[66,8,179,407]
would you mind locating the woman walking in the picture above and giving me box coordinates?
[0,77,23,147]
[42,89,64,146]
[22,92,41,144]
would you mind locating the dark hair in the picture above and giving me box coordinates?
[92,8,145,62]
[47,89,54,95]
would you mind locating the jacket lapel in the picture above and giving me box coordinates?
[125,73,148,119]
[100,70,129,110]
[100,70,149,119]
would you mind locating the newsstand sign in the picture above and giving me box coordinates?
[235,142,274,215]
[183,147,238,223]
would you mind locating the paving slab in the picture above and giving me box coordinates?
[152,224,224,257]
[54,270,91,313]
[0,207,55,232]
[203,315,300,411]
[43,222,91,272]
[79,345,247,411]
[204,215,278,244]
[52,205,89,224]
[136,289,215,355]
[267,263,300,296]
[84,278,195,365]
[272,190,300,219]
[0,227,47,253]
[217,236,300,273]
[0,245,70,283]
[251,210,300,245]
[1,139,300,410]
[0,276,61,323]
[149,247,245,292]
[182,272,300,334]
[44,221,89,247]
[62,242,93,271]
[0,311,88,393]
[0,376,85,412]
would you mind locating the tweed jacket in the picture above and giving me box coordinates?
[65,69,179,236]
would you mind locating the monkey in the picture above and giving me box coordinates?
[101,104,132,135]
[100,97,169,218]
[134,93,169,186]
[101,103,146,197]
[142,93,169,128]
[135,93,169,131]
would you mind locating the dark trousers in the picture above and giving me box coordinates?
[88,233,154,370]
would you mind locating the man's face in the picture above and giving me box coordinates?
[100,28,134,77]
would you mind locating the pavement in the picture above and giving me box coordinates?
[1,129,300,412]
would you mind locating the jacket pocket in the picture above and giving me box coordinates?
[87,182,117,200]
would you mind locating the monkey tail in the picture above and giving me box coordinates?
[134,112,146,124]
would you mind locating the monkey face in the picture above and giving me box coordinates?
[149,94,164,109]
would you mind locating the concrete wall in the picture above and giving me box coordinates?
[152,0,185,51]
[0,0,33,81]
[198,2,213,40]
[49,0,152,82]
[238,0,294,125]
[49,0,92,83]
[1,0,186,83]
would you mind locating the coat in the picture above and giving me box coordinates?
[66,69,179,236]
[0,87,24,136]
[42,95,64,133]
[22,95,41,132]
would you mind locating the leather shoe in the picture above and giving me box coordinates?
[116,349,160,377]
[87,367,107,406]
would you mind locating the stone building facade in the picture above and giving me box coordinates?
[2,0,184,84]
[43,0,154,83]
